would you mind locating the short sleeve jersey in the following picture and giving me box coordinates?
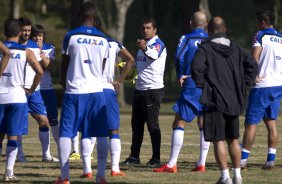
[0,41,27,104]
[253,28,282,88]
[40,43,55,90]
[22,40,41,90]
[101,37,124,89]
[135,35,167,90]
[62,26,109,94]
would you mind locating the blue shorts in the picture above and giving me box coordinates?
[103,89,120,130]
[245,86,282,124]
[27,90,47,116]
[40,89,58,126]
[172,87,203,122]
[60,93,109,139]
[0,103,28,136]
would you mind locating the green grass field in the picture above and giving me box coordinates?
[1,103,282,184]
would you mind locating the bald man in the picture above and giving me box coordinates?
[191,17,257,184]
[154,11,210,173]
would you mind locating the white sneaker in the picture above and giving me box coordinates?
[42,156,59,162]
[232,176,242,184]
[215,177,232,184]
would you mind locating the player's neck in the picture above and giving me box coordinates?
[81,20,94,28]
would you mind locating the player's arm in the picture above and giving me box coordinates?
[60,54,70,89]
[26,49,43,94]
[252,46,262,64]
[0,41,10,77]
[175,35,189,86]
[112,48,135,90]
[137,39,164,60]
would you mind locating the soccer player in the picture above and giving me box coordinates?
[241,10,282,170]
[0,18,43,182]
[191,17,257,184]
[154,11,210,173]
[17,18,58,163]
[54,2,109,184]
[123,17,167,167]
[30,24,59,145]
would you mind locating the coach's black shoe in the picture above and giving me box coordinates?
[146,158,161,167]
[122,156,141,165]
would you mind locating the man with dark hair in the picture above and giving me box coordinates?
[0,18,43,182]
[241,10,282,170]
[191,17,257,184]
[154,11,210,173]
[55,2,109,184]
[16,17,59,163]
[123,17,167,167]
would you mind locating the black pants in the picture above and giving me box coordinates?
[130,88,164,160]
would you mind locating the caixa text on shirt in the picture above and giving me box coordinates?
[77,38,104,46]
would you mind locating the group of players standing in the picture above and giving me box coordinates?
[0,1,282,184]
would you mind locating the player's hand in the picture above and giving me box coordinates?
[112,81,121,91]
[137,39,147,51]
[255,75,264,83]
[179,75,190,87]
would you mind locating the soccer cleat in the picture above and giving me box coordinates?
[3,174,20,182]
[262,161,275,170]
[80,172,93,178]
[215,177,232,184]
[96,177,107,184]
[53,177,70,184]
[191,165,206,172]
[17,156,28,163]
[240,163,247,170]
[146,158,161,167]
[69,152,80,160]
[153,164,177,173]
[232,176,242,184]
[42,156,59,163]
[111,170,126,177]
[122,156,141,165]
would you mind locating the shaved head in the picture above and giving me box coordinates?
[208,16,226,35]
[190,11,207,28]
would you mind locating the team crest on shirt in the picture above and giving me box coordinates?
[154,44,161,52]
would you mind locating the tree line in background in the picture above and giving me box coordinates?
[0,0,281,104]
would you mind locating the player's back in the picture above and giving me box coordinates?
[253,28,282,88]
[0,41,27,104]
[62,26,109,94]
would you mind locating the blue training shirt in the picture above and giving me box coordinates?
[175,28,208,88]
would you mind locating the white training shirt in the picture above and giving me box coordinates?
[101,38,124,90]
[0,41,27,104]
[135,35,167,90]
[39,43,55,90]
[22,40,41,90]
[62,26,109,94]
[253,28,282,88]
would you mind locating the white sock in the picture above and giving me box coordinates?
[90,137,96,156]
[51,125,59,145]
[167,129,184,167]
[59,137,71,180]
[221,169,230,180]
[197,130,210,166]
[96,137,108,179]
[17,135,25,159]
[72,132,79,153]
[233,168,241,178]
[110,138,121,172]
[81,138,92,174]
[6,140,18,177]
[39,128,51,159]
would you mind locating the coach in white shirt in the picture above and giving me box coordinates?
[123,17,167,167]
